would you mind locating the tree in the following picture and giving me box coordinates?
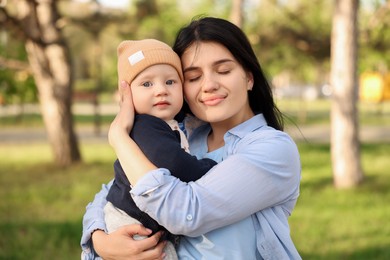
[330,0,363,188]
[0,0,81,166]
[230,0,244,28]
[248,0,332,86]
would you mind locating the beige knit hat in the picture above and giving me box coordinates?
[117,39,183,86]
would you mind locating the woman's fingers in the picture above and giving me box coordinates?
[119,80,133,106]
[136,232,166,260]
[108,81,135,146]
[118,81,135,131]
[94,225,165,260]
[121,223,153,237]
[120,226,166,260]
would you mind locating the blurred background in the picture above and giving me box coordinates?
[0,0,389,259]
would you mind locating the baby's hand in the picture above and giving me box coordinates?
[108,81,135,147]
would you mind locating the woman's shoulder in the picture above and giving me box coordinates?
[242,125,297,149]
[231,115,298,152]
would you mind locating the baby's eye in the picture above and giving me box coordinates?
[166,79,174,85]
[142,81,152,87]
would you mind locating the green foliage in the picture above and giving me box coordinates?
[246,0,332,84]
[0,38,37,104]
[0,69,37,104]
[0,141,389,259]
[359,1,390,73]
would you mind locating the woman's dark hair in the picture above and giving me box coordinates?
[173,16,284,131]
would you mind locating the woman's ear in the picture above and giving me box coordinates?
[246,72,254,91]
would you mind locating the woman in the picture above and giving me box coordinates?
[81,17,301,260]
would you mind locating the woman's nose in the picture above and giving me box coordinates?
[202,74,219,92]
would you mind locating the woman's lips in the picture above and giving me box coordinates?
[201,95,226,106]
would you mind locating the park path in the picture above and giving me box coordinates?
[1,103,390,144]
[1,122,390,144]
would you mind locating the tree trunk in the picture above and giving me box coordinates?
[18,0,81,166]
[230,0,244,28]
[330,0,363,188]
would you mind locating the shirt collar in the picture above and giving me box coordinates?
[225,114,268,139]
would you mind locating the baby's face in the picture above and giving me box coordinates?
[130,64,183,121]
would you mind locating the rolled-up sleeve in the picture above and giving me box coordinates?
[131,129,301,237]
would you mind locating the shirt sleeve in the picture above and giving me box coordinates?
[131,131,301,237]
[132,114,216,182]
[80,180,112,259]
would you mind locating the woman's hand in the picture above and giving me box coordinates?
[108,80,157,185]
[109,81,135,147]
[92,224,166,260]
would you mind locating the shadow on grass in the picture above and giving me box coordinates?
[298,142,390,195]
[300,245,390,260]
[300,174,334,192]
[359,174,390,194]
[300,170,390,196]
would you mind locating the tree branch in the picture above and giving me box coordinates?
[0,56,31,72]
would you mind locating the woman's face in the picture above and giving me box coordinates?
[181,42,254,128]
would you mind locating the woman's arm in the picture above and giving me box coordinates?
[108,81,157,185]
[110,82,300,237]
[131,131,301,237]
[81,180,112,256]
[80,179,166,259]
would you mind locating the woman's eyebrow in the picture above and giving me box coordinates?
[183,59,235,73]
[183,66,198,73]
[213,59,235,66]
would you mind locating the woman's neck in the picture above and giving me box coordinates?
[207,128,225,152]
[207,110,255,152]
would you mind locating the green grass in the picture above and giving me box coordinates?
[0,141,389,259]
[290,143,390,259]
[0,142,115,259]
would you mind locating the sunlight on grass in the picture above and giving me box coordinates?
[0,141,389,259]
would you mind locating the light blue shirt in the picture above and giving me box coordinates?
[81,114,302,259]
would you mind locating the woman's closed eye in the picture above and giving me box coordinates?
[218,69,231,75]
[185,73,201,82]
[188,76,201,82]
[216,64,233,75]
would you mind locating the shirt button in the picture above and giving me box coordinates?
[186,214,193,221]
